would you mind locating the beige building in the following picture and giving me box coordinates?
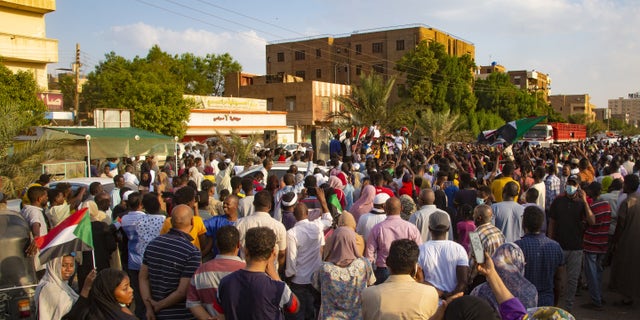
[507,70,552,102]
[225,72,350,137]
[549,94,596,122]
[608,93,640,126]
[265,24,474,104]
[0,0,58,90]
[476,63,506,80]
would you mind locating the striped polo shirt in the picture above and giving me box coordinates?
[186,255,246,317]
[583,199,611,254]
[143,228,202,320]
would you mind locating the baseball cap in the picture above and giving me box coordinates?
[122,190,135,201]
[429,211,450,232]
[567,175,580,184]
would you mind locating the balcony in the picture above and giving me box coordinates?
[0,0,55,13]
[0,32,57,63]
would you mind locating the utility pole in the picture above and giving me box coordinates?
[74,43,81,125]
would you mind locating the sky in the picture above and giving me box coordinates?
[47,0,640,110]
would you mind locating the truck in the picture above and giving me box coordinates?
[522,122,587,147]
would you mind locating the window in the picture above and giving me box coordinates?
[316,49,321,58]
[396,40,405,51]
[373,63,384,74]
[295,70,305,79]
[316,68,322,78]
[266,98,274,111]
[355,44,362,55]
[277,52,284,62]
[356,65,362,76]
[321,97,330,113]
[372,42,383,53]
[286,96,296,112]
[295,50,305,60]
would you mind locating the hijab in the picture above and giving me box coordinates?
[329,176,345,190]
[399,194,417,221]
[338,211,357,230]
[470,243,538,311]
[326,227,361,267]
[350,185,375,222]
[35,255,79,320]
[89,268,138,320]
[444,295,500,320]
[86,200,109,223]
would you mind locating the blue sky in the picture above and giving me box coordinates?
[47,0,640,110]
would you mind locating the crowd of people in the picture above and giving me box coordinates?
[14,127,640,319]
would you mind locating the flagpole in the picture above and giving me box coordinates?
[92,249,96,270]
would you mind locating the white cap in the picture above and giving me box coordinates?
[373,193,391,205]
[122,190,135,201]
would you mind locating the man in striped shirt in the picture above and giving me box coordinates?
[188,225,245,319]
[582,182,611,311]
[140,204,202,320]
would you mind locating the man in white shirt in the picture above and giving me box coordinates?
[417,211,469,300]
[285,202,325,320]
[237,178,255,218]
[356,193,390,241]
[123,164,139,186]
[409,189,452,241]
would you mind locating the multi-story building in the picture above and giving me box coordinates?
[608,93,640,127]
[593,108,611,122]
[225,72,350,137]
[476,62,506,80]
[506,70,552,102]
[0,0,58,89]
[549,94,596,122]
[265,24,474,104]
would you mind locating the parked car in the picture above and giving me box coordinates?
[238,162,327,181]
[0,209,37,319]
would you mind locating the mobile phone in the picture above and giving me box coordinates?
[469,232,485,264]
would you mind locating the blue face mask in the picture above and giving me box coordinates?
[565,185,578,196]
[476,197,485,205]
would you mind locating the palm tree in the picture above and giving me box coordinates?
[214,130,260,166]
[415,109,472,144]
[328,73,397,131]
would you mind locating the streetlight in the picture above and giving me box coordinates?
[85,135,91,177]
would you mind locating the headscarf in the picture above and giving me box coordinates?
[329,176,345,190]
[156,171,171,193]
[525,306,575,319]
[470,243,538,311]
[338,211,357,230]
[325,227,361,267]
[89,268,137,320]
[399,194,417,221]
[444,295,500,320]
[35,255,79,320]
[350,185,375,222]
[85,200,109,223]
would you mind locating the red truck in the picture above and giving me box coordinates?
[522,122,587,146]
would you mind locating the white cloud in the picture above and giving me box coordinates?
[104,22,267,73]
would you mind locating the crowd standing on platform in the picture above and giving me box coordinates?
[13,126,640,320]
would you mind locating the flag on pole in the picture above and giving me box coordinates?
[35,208,94,265]
[477,116,547,145]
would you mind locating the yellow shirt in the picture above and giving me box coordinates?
[160,215,206,249]
[490,176,520,202]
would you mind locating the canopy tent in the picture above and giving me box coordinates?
[42,127,176,160]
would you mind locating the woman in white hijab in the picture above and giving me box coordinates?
[35,254,78,320]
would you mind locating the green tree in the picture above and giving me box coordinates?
[81,48,191,137]
[415,109,472,144]
[177,52,242,96]
[215,130,259,166]
[0,63,55,197]
[396,41,477,114]
[328,73,398,130]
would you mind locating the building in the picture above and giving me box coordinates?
[475,62,506,81]
[224,72,350,138]
[549,94,596,122]
[506,70,552,102]
[265,24,474,104]
[609,93,640,126]
[593,108,611,123]
[0,0,58,89]
[183,95,295,144]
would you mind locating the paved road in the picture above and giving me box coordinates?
[568,268,639,320]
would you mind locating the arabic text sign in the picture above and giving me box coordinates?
[38,92,64,111]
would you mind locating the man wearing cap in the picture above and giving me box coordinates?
[215,155,235,200]
[365,197,422,284]
[356,193,391,241]
[409,189,452,241]
[416,211,469,300]
[548,174,596,312]
[280,192,298,230]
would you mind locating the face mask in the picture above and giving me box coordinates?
[565,185,578,196]
[476,198,485,205]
